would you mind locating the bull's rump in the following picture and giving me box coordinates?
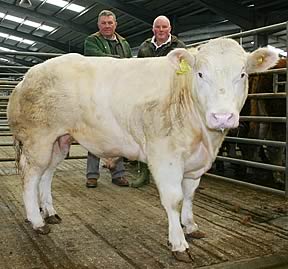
[7,54,174,160]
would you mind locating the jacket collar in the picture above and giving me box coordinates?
[151,34,172,49]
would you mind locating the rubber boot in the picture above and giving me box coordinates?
[130,162,151,188]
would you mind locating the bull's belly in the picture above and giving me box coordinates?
[71,130,146,162]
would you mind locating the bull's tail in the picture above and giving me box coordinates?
[13,137,23,175]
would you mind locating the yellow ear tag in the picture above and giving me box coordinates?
[257,56,263,64]
[176,59,191,75]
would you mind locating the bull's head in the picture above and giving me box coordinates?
[167,38,279,131]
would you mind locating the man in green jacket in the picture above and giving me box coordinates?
[132,15,187,187]
[84,10,132,188]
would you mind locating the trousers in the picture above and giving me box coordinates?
[86,152,125,179]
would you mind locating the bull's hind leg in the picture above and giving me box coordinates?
[181,178,205,240]
[39,135,71,224]
[21,140,55,234]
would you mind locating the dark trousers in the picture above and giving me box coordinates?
[86,152,125,180]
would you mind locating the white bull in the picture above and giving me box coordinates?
[7,38,278,262]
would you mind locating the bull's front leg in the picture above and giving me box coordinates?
[181,178,206,240]
[149,155,193,263]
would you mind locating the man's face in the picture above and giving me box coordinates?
[98,15,117,38]
[152,18,171,44]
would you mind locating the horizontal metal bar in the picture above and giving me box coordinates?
[205,173,285,196]
[260,68,287,75]
[240,116,286,123]
[0,142,80,146]
[0,155,87,162]
[248,93,286,99]
[0,73,24,76]
[0,81,18,85]
[224,136,286,147]
[0,51,63,57]
[0,65,29,69]
[216,156,285,172]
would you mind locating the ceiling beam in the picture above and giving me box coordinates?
[0,26,81,53]
[193,0,255,29]
[183,29,240,46]
[0,1,92,35]
[175,14,226,33]
[268,9,288,25]
[179,23,240,37]
[95,0,156,25]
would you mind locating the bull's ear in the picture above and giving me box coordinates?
[246,48,279,74]
[167,48,195,70]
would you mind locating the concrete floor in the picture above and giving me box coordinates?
[0,153,288,269]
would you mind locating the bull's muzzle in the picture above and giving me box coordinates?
[208,112,239,130]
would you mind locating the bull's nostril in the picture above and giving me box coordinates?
[212,113,217,119]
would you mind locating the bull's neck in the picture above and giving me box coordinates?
[162,72,226,159]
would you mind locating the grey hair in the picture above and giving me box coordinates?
[98,10,117,22]
[153,15,171,28]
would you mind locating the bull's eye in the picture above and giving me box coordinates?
[198,72,203,78]
[241,73,246,78]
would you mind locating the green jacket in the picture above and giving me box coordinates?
[84,32,132,58]
[137,35,186,58]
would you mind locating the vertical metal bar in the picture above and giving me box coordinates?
[285,21,288,199]
[273,73,278,93]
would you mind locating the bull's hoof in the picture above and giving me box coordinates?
[35,224,50,235]
[172,249,194,263]
[185,230,206,241]
[45,214,62,224]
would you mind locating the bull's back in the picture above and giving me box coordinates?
[8,54,173,140]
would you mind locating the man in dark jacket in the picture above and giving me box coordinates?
[132,16,186,187]
[84,10,131,188]
[137,15,186,58]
